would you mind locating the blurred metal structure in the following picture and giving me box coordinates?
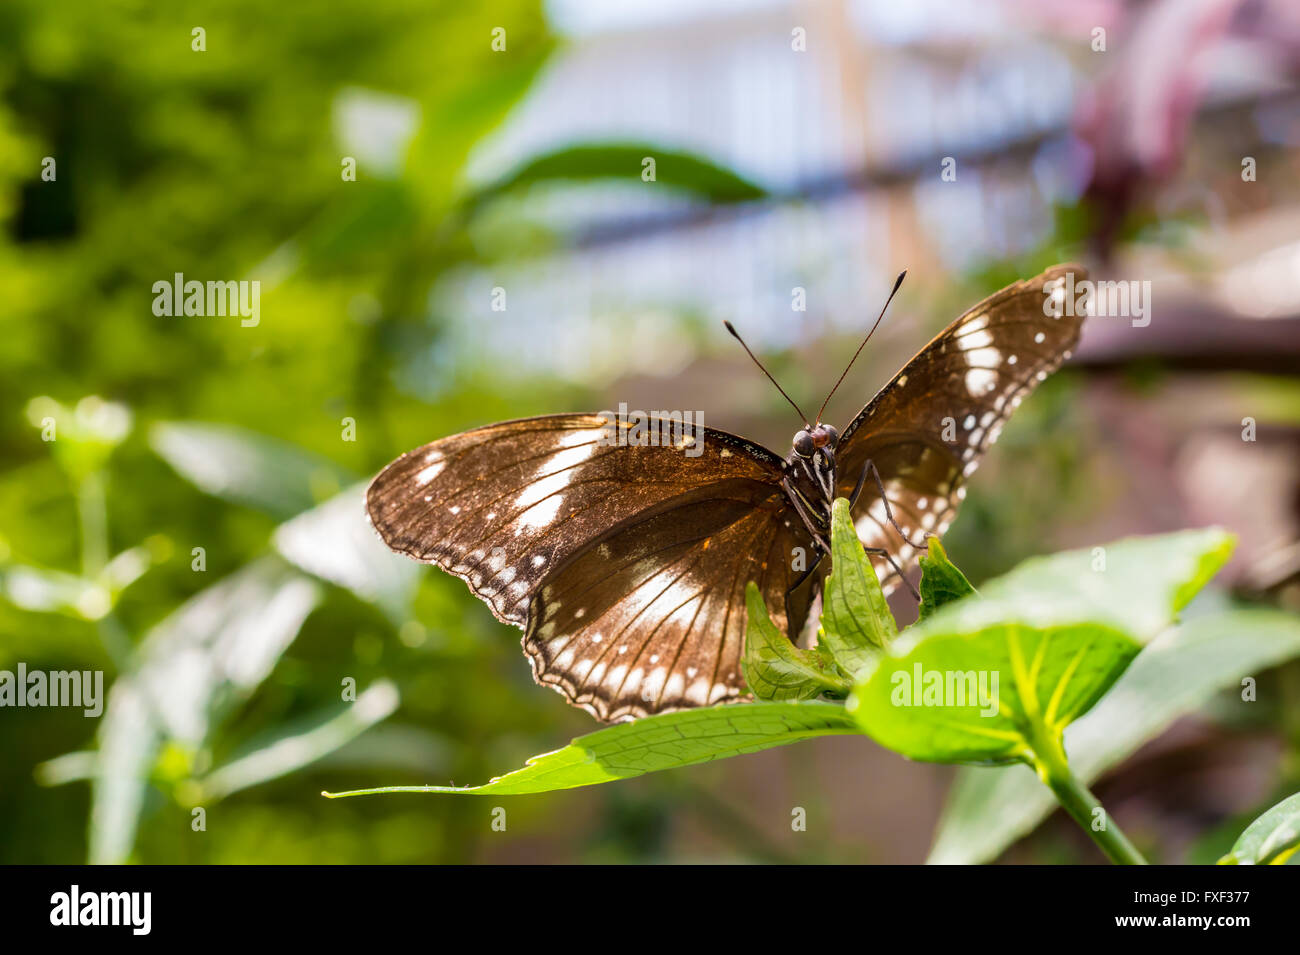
[437,0,1300,389]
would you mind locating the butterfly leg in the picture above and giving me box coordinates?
[780,477,831,553]
[785,550,824,601]
[862,459,932,550]
[846,462,921,599]
[862,545,920,601]
[848,458,871,508]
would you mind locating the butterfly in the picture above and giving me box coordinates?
[367,264,1087,722]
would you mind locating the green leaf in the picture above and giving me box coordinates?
[150,421,354,520]
[1219,791,1300,865]
[272,483,420,624]
[0,541,161,622]
[929,607,1300,864]
[89,559,322,863]
[129,559,323,748]
[198,681,400,801]
[847,529,1236,767]
[820,497,896,677]
[1,564,108,620]
[322,701,858,798]
[977,528,1236,642]
[849,619,1138,765]
[742,582,849,701]
[918,537,976,621]
[87,560,322,863]
[460,141,767,217]
[89,680,162,866]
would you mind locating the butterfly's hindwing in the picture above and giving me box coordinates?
[526,496,811,721]
[836,264,1087,592]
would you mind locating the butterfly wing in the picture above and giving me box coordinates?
[366,414,814,720]
[525,490,815,721]
[835,264,1088,592]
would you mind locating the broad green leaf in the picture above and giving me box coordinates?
[150,421,353,520]
[1219,791,1300,865]
[977,528,1235,642]
[918,537,976,621]
[130,559,322,748]
[848,620,1138,764]
[742,582,849,701]
[820,497,896,677]
[929,608,1300,864]
[322,701,858,798]
[848,529,1236,766]
[272,483,420,624]
[460,141,766,217]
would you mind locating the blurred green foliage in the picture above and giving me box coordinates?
[0,0,603,864]
[0,0,817,866]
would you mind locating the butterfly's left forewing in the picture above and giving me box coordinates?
[366,414,813,720]
[836,264,1088,592]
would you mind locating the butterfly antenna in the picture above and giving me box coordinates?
[816,270,907,424]
[723,320,810,427]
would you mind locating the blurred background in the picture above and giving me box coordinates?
[2,0,1300,864]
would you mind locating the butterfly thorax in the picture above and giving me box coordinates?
[782,424,839,549]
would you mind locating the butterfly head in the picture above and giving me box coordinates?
[793,424,838,459]
[789,424,840,513]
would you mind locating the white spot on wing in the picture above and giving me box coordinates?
[965,368,998,396]
[512,431,601,531]
[415,461,445,485]
[960,328,994,350]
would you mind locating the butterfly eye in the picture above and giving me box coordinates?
[793,430,815,457]
[822,425,838,447]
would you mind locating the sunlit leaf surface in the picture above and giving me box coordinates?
[929,609,1300,864]
[324,701,859,797]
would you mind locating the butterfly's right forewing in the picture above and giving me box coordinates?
[836,264,1088,591]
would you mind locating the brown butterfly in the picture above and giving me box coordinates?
[367,265,1087,722]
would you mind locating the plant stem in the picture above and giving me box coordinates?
[77,471,108,578]
[77,470,132,670]
[1037,755,1148,865]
